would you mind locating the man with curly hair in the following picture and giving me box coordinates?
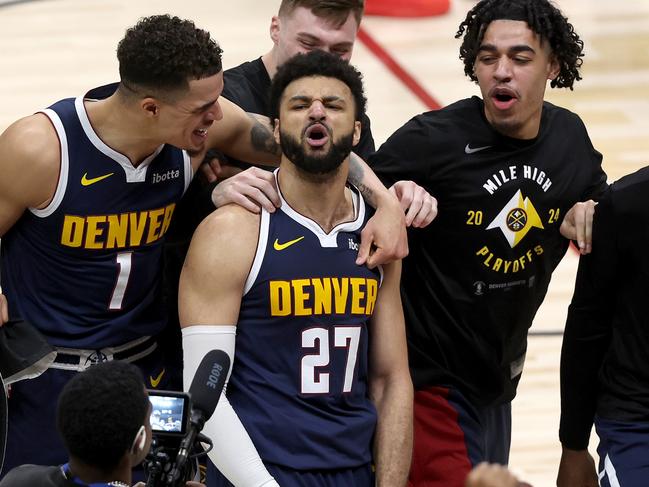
[0,13,278,475]
[368,1,609,485]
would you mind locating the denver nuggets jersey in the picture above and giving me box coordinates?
[227,173,381,470]
[1,86,192,348]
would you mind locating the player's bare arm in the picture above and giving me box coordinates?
[0,115,60,236]
[178,206,279,487]
[556,448,598,487]
[179,204,259,325]
[204,98,280,171]
[348,153,408,268]
[368,260,413,487]
[0,114,60,325]
[560,200,597,255]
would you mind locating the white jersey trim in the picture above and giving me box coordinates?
[274,169,366,248]
[243,209,270,296]
[182,151,193,194]
[30,109,70,217]
[75,97,163,183]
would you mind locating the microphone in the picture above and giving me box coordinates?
[167,349,230,485]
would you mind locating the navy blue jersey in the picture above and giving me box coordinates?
[228,173,381,470]
[1,92,192,348]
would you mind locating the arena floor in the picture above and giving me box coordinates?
[1,0,649,484]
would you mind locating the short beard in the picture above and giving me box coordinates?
[279,128,354,183]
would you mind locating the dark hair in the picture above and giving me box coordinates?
[117,14,223,97]
[57,361,148,472]
[279,0,364,28]
[455,0,584,89]
[269,50,366,125]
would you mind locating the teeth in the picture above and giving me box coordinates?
[196,129,207,135]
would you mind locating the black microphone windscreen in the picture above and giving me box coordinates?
[188,349,230,421]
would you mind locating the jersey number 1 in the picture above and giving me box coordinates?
[301,326,361,394]
[109,252,132,310]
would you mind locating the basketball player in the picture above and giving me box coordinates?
[0,14,282,474]
[179,51,413,487]
[367,1,610,485]
[558,166,649,487]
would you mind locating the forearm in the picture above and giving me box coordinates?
[182,326,277,487]
[348,152,392,209]
[371,374,413,487]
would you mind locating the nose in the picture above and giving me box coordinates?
[205,100,223,123]
[493,57,513,82]
[308,100,326,121]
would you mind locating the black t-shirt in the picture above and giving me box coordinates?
[0,465,77,487]
[560,166,649,449]
[369,96,608,406]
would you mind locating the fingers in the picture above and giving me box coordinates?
[211,167,280,213]
[410,192,438,228]
[582,200,596,255]
[465,462,519,487]
[200,157,223,183]
[356,225,373,267]
[560,200,597,255]
[390,181,414,213]
[0,293,8,325]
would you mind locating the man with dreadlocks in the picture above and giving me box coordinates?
[368,0,609,485]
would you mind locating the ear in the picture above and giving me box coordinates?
[270,15,281,45]
[273,119,281,145]
[548,55,561,81]
[352,120,361,147]
[130,425,146,453]
[141,98,160,117]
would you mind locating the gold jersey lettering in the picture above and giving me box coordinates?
[60,203,176,249]
[268,277,379,316]
[312,278,332,314]
[270,280,291,316]
[61,216,85,247]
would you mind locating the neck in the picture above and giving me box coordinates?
[68,456,132,486]
[85,94,163,167]
[278,158,354,233]
[261,49,278,79]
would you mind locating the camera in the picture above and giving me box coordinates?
[144,390,209,487]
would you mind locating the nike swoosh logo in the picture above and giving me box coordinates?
[465,144,492,154]
[81,172,114,186]
[149,369,165,388]
[273,236,305,251]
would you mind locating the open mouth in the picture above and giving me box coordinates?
[491,88,518,110]
[193,128,208,138]
[304,123,330,148]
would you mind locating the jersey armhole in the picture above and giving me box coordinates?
[182,150,193,195]
[29,109,69,217]
[243,209,269,295]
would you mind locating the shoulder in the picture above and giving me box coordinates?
[541,101,586,129]
[0,114,61,205]
[608,166,649,211]
[192,204,261,256]
[1,113,59,161]
[0,464,62,486]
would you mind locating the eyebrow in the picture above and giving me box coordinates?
[193,98,219,113]
[478,44,536,55]
[296,32,353,49]
[289,95,346,103]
